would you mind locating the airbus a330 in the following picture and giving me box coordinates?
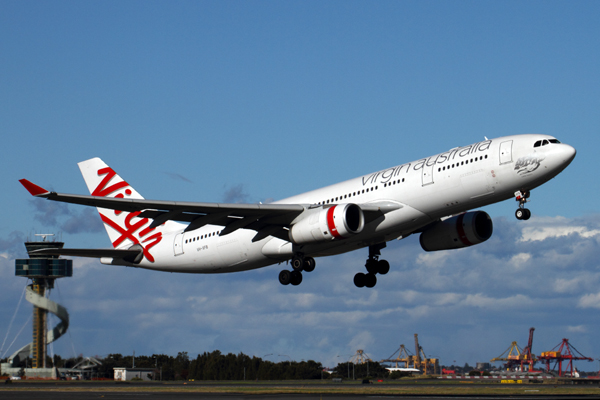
[20,134,576,288]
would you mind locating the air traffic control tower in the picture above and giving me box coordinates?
[1,235,71,379]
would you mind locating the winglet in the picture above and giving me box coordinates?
[19,179,50,197]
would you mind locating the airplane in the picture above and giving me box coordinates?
[20,134,576,288]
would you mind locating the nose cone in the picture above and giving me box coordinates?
[561,144,577,166]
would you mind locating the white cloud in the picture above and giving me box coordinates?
[554,278,582,294]
[509,252,531,267]
[567,325,587,333]
[519,216,600,242]
[578,292,600,309]
[3,214,600,366]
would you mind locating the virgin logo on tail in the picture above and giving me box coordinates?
[93,167,162,262]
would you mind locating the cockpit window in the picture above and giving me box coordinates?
[534,138,561,148]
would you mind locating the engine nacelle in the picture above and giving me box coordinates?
[289,204,365,245]
[420,211,493,252]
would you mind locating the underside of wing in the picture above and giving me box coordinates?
[20,180,403,243]
[19,179,306,236]
[30,247,144,263]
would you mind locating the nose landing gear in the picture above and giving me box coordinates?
[354,243,389,288]
[279,254,315,286]
[515,190,531,220]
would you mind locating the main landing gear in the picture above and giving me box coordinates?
[279,253,315,286]
[354,243,390,288]
[515,190,531,220]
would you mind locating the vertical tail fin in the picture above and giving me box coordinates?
[78,158,180,262]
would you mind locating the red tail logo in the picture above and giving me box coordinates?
[93,167,162,262]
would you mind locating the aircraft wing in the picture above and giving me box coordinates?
[30,247,144,263]
[20,179,399,240]
[19,179,306,238]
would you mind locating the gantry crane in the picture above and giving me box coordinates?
[380,334,439,374]
[538,338,593,377]
[413,334,439,374]
[520,327,537,371]
[350,349,372,364]
[490,341,524,370]
[380,344,413,368]
[490,327,537,371]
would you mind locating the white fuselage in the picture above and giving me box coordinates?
[125,134,575,273]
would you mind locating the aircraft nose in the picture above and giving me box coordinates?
[561,144,577,165]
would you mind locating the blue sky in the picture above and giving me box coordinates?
[2,1,600,370]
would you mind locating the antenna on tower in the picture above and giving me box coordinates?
[34,234,55,242]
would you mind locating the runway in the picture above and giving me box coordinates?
[2,379,600,400]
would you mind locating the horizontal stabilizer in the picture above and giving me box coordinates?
[30,247,144,264]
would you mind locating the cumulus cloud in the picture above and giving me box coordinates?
[29,199,104,234]
[567,325,587,333]
[222,184,249,203]
[2,214,600,368]
[519,216,600,242]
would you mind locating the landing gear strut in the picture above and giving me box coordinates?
[354,243,390,288]
[515,190,531,220]
[279,253,315,286]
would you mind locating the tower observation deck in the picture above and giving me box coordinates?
[2,235,71,378]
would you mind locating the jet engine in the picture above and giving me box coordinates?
[419,211,493,252]
[289,204,365,245]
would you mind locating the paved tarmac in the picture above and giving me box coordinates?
[2,380,600,400]
[2,392,600,400]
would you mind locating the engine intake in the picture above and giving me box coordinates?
[289,204,365,245]
[420,211,493,252]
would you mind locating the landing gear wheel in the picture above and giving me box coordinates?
[365,259,378,274]
[279,270,291,285]
[354,272,366,288]
[303,257,315,272]
[290,270,303,286]
[516,208,531,220]
[365,273,377,288]
[377,260,390,275]
[291,255,304,271]
[515,209,525,220]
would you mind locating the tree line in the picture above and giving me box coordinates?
[4,351,395,380]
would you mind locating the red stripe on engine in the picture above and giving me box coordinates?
[456,213,472,246]
[327,206,342,239]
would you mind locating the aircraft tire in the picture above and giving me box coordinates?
[279,270,291,285]
[515,209,524,220]
[365,273,377,288]
[303,257,315,272]
[522,209,531,220]
[291,256,303,271]
[365,259,378,274]
[354,272,366,288]
[377,260,390,275]
[290,270,303,286]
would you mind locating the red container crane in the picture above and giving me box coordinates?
[538,338,593,377]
